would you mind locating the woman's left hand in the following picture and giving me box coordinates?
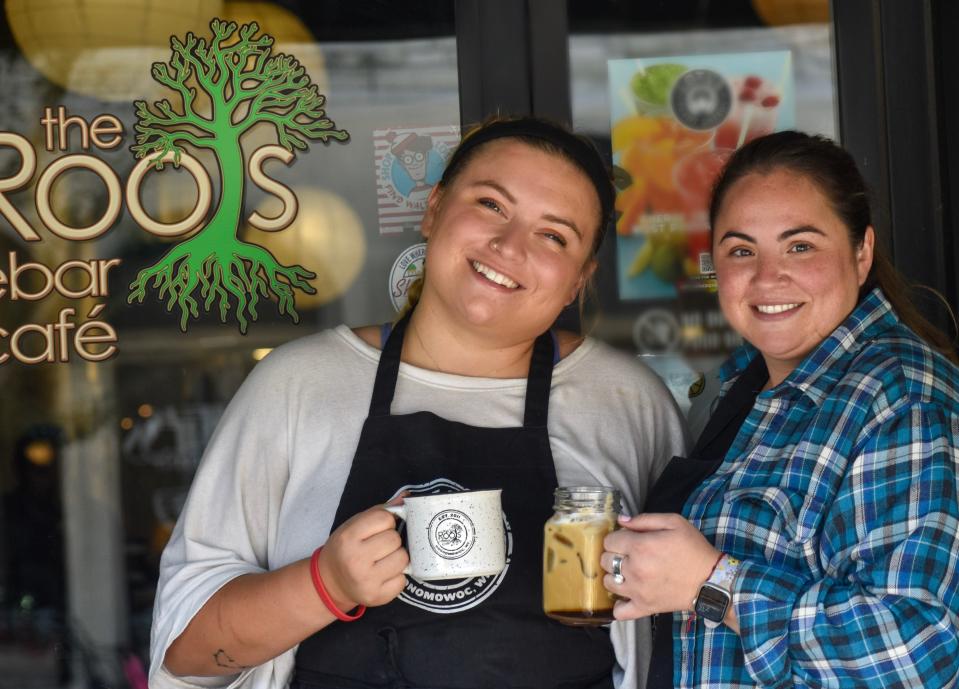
[601,513,721,620]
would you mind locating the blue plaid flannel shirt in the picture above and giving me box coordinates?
[676,287,959,688]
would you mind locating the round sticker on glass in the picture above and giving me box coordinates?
[670,69,732,131]
[389,242,427,312]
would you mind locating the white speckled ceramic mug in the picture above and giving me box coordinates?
[385,489,506,581]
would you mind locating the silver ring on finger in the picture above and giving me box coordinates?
[610,553,625,584]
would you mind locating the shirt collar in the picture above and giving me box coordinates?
[719,287,900,404]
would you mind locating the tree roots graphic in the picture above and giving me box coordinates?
[128,18,348,333]
[128,236,316,334]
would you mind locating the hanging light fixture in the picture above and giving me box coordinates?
[245,187,366,310]
[6,0,224,101]
[6,0,327,112]
[751,0,829,26]
[221,1,327,94]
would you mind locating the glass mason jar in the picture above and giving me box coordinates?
[543,486,622,625]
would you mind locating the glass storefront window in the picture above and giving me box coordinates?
[0,2,845,684]
[0,2,456,685]
[571,25,835,138]
[568,3,836,416]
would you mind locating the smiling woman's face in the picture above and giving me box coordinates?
[712,168,874,385]
[417,138,599,342]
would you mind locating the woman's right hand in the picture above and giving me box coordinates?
[163,505,409,678]
[602,512,721,621]
[318,505,409,610]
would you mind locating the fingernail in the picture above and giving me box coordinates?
[618,514,631,522]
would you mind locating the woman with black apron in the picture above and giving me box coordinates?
[150,117,688,689]
[291,309,613,689]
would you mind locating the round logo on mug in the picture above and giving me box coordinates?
[428,510,476,559]
[390,478,512,614]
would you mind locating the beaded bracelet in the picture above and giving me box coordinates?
[309,546,366,622]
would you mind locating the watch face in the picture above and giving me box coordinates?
[695,584,729,623]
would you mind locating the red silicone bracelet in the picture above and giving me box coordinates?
[310,546,366,622]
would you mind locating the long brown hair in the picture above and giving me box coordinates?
[709,131,959,364]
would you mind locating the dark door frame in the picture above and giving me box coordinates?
[833,0,956,331]
[455,0,571,126]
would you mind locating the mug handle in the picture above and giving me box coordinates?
[383,503,412,575]
[384,503,406,520]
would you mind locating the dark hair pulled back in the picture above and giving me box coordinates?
[439,116,613,255]
[709,130,958,363]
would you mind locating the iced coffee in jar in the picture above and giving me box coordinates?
[543,486,621,625]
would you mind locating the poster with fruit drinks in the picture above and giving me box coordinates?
[609,51,795,301]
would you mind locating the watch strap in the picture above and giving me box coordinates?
[707,553,740,590]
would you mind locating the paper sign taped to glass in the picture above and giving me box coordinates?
[608,51,795,302]
[374,125,460,234]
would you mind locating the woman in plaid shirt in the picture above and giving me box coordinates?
[603,131,959,688]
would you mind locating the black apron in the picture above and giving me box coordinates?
[292,313,615,689]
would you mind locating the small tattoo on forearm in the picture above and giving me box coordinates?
[213,648,250,670]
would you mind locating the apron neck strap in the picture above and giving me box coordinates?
[523,329,554,427]
[368,311,555,428]
[368,311,410,417]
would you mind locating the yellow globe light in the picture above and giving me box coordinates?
[5,0,224,101]
[246,187,366,309]
[751,0,829,25]
[24,439,55,466]
[222,1,327,95]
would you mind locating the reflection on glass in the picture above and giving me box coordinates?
[572,25,836,143]
[245,187,366,309]
[0,2,459,684]
[570,21,836,411]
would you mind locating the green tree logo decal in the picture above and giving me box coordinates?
[128,19,349,333]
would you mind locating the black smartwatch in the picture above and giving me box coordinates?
[693,554,740,629]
